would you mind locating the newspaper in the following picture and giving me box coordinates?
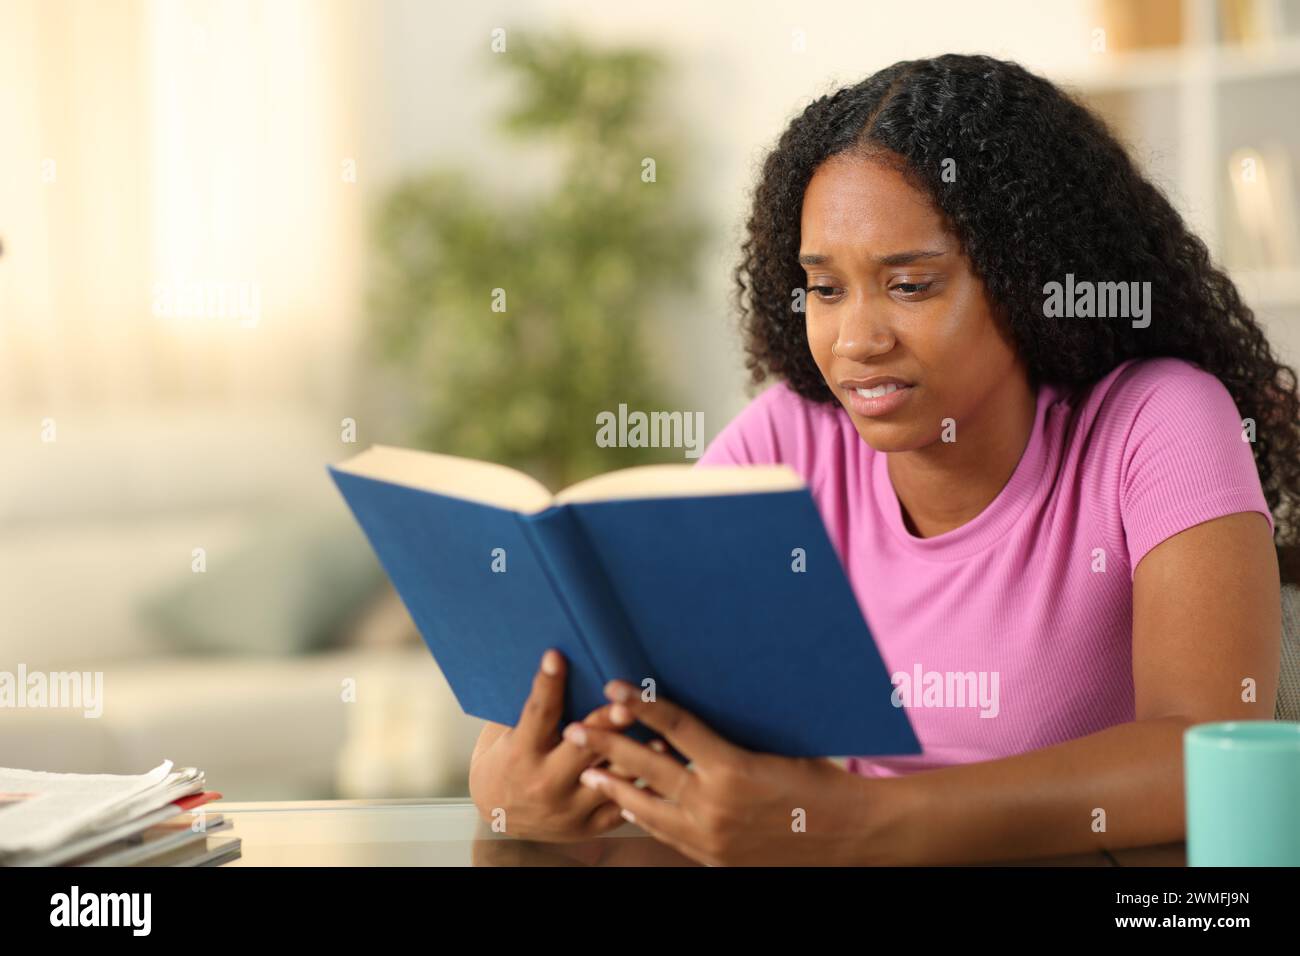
[0,761,205,856]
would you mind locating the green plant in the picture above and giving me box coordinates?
[368,31,708,489]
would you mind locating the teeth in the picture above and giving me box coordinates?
[856,383,903,399]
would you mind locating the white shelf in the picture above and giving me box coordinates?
[1058,0,1300,285]
[1063,34,1300,93]
[1215,34,1300,80]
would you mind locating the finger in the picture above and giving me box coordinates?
[580,799,628,837]
[586,755,643,782]
[600,681,743,770]
[605,761,641,781]
[612,808,705,865]
[563,775,615,822]
[585,707,643,780]
[543,702,636,780]
[583,703,628,730]
[512,649,569,752]
[603,681,740,766]
[563,722,691,801]
[577,766,696,850]
[598,756,665,791]
[629,739,670,782]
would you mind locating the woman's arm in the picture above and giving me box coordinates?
[865,510,1281,865]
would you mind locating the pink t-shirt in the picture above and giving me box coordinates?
[698,357,1275,776]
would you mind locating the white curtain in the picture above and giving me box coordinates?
[0,0,365,414]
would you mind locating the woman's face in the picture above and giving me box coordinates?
[799,152,1026,452]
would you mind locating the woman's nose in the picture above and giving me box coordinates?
[834,300,895,360]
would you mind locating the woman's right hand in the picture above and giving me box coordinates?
[468,649,639,842]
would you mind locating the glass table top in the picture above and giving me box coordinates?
[210,799,1186,867]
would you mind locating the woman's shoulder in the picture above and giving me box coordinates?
[1102,355,1233,403]
[697,379,851,470]
[1058,356,1272,570]
[1065,356,1244,447]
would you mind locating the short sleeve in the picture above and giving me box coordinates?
[695,382,793,468]
[1116,359,1275,574]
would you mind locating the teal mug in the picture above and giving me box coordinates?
[1184,721,1300,866]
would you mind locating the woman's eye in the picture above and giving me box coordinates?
[891,282,933,296]
[807,285,842,300]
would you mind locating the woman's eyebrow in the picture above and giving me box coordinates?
[798,249,947,267]
[877,249,946,266]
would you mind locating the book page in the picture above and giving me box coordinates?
[554,463,804,505]
[332,445,555,513]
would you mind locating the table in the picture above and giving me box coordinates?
[212,799,1187,866]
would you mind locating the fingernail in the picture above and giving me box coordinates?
[610,704,631,725]
[541,650,559,676]
[605,681,631,702]
[563,723,587,747]
[620,809,636,823]
[580,769,606,790]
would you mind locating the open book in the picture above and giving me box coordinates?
[329,446,918,758]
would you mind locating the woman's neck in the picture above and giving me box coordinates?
[886,376,1039,539]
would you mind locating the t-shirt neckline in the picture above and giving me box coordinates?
[872,383,1054,561]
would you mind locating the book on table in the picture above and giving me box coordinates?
[0,762,236,867]
[330,446,919,759]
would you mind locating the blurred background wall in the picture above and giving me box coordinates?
[2,0,1298,799]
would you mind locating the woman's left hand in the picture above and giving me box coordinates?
[561,679,883,866]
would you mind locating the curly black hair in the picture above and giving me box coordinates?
[734,53,1300,557]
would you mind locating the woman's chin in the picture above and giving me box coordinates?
[845,416,932,454]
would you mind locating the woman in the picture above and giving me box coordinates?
[468,54,1299,864]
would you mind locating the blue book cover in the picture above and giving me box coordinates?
[329,446,919,759]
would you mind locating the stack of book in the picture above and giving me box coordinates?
[0,761,239,867]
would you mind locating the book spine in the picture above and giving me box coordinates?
[519,506,655,691]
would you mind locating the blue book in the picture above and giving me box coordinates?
[329,446,919,759]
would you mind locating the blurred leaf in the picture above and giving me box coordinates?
[367,30,708,489]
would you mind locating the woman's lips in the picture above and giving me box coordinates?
[845,383,915,417]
